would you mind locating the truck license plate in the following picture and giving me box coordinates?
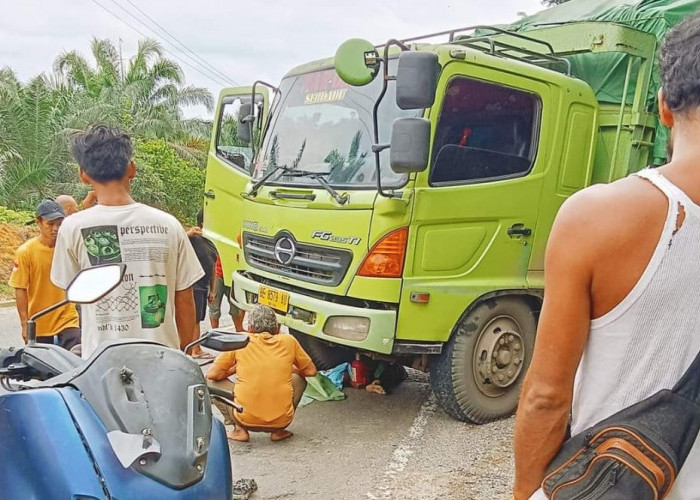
[258,286,290,312]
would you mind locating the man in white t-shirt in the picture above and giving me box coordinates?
[51,124,204,358]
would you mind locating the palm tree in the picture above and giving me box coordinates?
[55,37,213,143]
[0,37,215,209]
[0,70,76,205]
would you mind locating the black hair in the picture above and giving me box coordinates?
[70,124,134,182]
[660,13,700,116]
[197,209,204,228]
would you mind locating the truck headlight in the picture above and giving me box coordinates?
[323,316,371,341]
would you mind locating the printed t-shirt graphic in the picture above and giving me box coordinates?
[139,284,167,328]
[51,203,203,357]
[81,225,122,265]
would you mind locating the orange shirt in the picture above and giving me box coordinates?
[212,332,315,429]
[9,237,79,336]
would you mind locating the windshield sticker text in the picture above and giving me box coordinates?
[311,230,361,245]
[304,89,348,105]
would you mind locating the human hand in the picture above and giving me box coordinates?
[208,291,215,304]
[187,226,202,237]
[21,322,27,344]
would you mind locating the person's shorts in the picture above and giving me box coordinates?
[210,277,240,320]
[193,288,208,323]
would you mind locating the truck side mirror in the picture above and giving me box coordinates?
[334,38,379,86]
[390,118,431,173]
[237,102,254,144]
[396,51,440,110]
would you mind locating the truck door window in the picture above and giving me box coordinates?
[216,97,254,172]
[430,77,540,185]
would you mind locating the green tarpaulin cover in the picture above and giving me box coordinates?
[299,374,346,408]
[509,0,700,162]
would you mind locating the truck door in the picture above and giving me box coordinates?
[399,65,551,342]
[204,87,269,285]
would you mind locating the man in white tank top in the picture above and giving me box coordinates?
[513,14,700,499]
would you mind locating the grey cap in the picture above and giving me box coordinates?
[36,199,65,221]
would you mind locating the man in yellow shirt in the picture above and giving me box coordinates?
[9,200,80,349]
[207,305,317,442]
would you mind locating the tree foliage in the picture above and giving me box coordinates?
[132,139,205,224]
[0,37,213,221]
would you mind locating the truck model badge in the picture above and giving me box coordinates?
[311,231,362,245]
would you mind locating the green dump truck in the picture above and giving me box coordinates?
[203,0,699,423]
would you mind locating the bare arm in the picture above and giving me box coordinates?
[81,190,98,209]
[207,363,236,380]
[207,352,236,381]
[15,288,29,343]
[175,287,197,351]
[207,364,228,381]
[513,195,594,498]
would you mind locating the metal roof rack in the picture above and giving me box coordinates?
[398,24,572,75]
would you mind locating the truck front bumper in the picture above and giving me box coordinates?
[231,272,397,354]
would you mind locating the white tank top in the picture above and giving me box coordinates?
[567,168,700,498]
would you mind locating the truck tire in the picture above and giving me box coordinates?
[290,329,354,370]
[430,297,536,424]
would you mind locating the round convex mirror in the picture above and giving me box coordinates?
[335,38,379,86]
[66,264,126,304]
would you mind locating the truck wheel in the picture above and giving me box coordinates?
[430,297,536,424]
[290,330,354,370]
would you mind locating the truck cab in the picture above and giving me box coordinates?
[204,22,659,422]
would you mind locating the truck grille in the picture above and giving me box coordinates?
[243,232,353,286]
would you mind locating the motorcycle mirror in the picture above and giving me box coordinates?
[201,331,250,352]
[66,264,127,304]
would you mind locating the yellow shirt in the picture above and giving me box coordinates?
[9,237,79,337]
[212,332,316,429]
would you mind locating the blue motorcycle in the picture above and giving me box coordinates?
[0,263,248,499]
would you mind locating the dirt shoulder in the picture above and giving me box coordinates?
[0,223,37,301]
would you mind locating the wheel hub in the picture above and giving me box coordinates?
[473,316,525,397]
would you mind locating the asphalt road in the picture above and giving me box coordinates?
[0,303,516,499]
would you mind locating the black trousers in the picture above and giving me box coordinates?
[36,327,81,351]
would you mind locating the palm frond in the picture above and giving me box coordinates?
[127,38,164,80]
[177,85,213,111]
[0,159,53,205]
[149,59,183,86]
[53,50,96,92]
[91,38,121,81]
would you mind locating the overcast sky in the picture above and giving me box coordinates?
[0,0,546,118]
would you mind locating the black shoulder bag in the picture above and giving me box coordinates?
[541,350,700,499]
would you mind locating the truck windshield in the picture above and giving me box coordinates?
[253,61,416,188]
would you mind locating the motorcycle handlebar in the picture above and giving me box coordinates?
[208,385,243,413]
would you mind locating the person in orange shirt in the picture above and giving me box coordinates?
[8,200,80,349]
[207,305,317,442]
